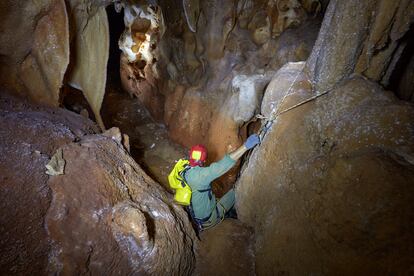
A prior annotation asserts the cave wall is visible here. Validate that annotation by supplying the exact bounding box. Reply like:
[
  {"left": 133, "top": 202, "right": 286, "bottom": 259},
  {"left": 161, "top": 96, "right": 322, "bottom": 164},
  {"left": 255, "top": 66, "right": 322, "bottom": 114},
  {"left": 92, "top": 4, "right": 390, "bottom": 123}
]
[
  {"left": 0, "top": 0, "right": 69, "bottom": 105},
  {"left": 236, "top": 0, "right": 414, "bottom": 273},
  {"left": 236, "top": 62, "right": 414, "bottom": 274},
  {"left": 306, "top": 0, "right": 414, "bottom": 92},
  {"left": 0, "top": 0, "right": 112, "bottom": 129}
]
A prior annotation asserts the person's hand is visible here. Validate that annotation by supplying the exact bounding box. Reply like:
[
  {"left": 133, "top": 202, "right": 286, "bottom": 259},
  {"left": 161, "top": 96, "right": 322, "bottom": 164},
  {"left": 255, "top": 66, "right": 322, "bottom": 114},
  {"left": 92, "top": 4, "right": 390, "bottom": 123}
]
[{"left": 244, "top": 134, "right": 260, "bottom": 149}]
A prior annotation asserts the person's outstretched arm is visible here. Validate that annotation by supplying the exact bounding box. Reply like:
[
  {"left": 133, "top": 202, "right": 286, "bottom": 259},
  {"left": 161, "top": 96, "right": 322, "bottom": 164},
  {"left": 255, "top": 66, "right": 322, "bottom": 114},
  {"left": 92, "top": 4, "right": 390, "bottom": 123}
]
[
  {"left": 229, "top": 134, "right": 260, "bottom": 161},
  {"left": 196, "top": 134, "right": 261, "bottom": 184}
]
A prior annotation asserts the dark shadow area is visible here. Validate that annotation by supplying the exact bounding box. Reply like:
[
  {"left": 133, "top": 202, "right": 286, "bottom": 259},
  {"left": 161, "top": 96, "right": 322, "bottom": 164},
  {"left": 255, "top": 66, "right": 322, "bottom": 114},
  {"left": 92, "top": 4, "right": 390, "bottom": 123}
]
[
  {"left": 388, "top": 23, "right": 414, "bottom": 102},
  {"left": 106, "top": 4, "right": 125, "bottom": 89},
  {"left": 61, "top": 85, "right": 96, "bottom": 122}
]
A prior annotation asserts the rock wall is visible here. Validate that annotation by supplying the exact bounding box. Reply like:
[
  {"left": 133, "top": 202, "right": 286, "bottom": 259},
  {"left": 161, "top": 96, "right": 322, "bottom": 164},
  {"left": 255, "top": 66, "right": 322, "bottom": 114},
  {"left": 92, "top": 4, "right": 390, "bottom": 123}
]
[
  {"left": 0, "top": 0, "right": 112, "bottom": 130},
  {"left": 306, "top": 0, "right": 414, "bottom": 92},
  {"left": 46, "top": 131, "right": 196, "bottom": 275},
  {"left": 0, "top": 0, "right": 69, "bottom": 105},
  {"left": 0, "top": 93, "right": 98, "bottom": 274},
  {"left": 236, "top": 63, "right": 414, "bottom": 274},
  {"left": 0, "top": 93, "right": 196, "bottom": 275}
]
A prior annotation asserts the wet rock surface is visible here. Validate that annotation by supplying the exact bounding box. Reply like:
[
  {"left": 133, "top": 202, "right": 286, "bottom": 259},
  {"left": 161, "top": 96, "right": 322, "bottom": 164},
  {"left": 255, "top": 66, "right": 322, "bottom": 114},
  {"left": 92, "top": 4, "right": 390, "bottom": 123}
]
[
  {"left": 236, "top": 63, "right": 414, "bottom": 274},
  {"left": 0, "top": 93, "right": 196, "bottom": 275},
  {"left": 0, "top": 0, "right": 69, "bottom": 104}
]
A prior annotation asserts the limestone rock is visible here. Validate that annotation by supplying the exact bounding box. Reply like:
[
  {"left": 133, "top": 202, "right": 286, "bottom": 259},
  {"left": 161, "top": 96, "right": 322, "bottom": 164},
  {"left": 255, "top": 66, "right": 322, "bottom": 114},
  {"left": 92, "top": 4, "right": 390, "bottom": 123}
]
[
  {"left": 306, "top": 0, "right": 414, "bottom": 92},
  {"left": 194, "top": 220, "right": 255, "bottom": 275},
  {"left": 0, "top": 0, "right": 69, "bottom": 104},
  {"left": 183, "top": 0, "right": 200, "bottom": 32},
  {"left": 46, "top": 134, "right": 196, "bottom": 275},
  {"left": 229, "top": 73, "right": 273, "bottom": 124},
  {"left": 0, "top": 93, "right": 196, "bottom": 275},
  {"left": 0, "top": 93, "right": 98, "bottom": 275},
  {"left": 236, "top": 65, "right": 414, "bottom": 274},
  {"left": 261, "top": 62, "right": 311, "bottom": 118},
  {"left": 45, "top": 148, "right": 66, "bottom": 176},
  {"left": 120, "top": 53, "right": 166, "bottom": 121}
]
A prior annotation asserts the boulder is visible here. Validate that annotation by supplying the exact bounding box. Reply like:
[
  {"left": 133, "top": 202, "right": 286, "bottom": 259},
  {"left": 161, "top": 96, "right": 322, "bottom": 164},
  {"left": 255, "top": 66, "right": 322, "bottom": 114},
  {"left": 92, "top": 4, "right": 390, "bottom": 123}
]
[
  {"left": 0, "top": 93, "right": 196, "bottom": 275},
  {"left": 0, "top": 93, "right": 98, "bottom": 275},
  {"left": 46, "top": 132, "right": 196, "bottom": 275},
  {"left": 236, "top": 64, "right": 414, "bottom": 274}
]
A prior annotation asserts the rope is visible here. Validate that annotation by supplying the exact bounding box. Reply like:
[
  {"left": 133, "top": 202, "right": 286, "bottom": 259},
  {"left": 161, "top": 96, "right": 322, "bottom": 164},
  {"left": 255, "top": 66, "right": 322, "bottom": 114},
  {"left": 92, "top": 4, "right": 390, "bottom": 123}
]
[
  {"left": 258, "top": 67, "right": 303, "bottom": 141},
  {"left": 256, "top": 69, "right": 333, "bottom": 142}
]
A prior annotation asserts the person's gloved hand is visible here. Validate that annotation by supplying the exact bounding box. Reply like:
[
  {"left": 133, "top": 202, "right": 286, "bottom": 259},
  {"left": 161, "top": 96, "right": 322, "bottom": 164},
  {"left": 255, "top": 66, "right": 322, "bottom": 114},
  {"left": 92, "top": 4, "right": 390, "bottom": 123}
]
[{"left": 244, "top": 134, "right": 260, "bottom": 149}]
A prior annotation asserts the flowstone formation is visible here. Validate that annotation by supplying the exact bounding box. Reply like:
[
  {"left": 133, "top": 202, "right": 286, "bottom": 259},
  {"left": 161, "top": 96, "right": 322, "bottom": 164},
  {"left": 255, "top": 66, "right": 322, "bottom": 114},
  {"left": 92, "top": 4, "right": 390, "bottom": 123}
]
[{"left": 0, "top": 93, "right": 196, "bottom": 275}]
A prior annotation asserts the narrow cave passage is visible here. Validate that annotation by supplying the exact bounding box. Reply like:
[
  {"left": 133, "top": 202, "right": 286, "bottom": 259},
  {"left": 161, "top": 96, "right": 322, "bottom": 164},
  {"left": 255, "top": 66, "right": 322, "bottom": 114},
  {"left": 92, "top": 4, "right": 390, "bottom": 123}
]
[
  {"left": 101, "top": 3, "right": 257, "bottom": 273},
  {"left": 1, "top": 0, "right": 414, "bottom": 275},
  {"left": 102, "top": 4, "right": 187, "bottom": 187}
]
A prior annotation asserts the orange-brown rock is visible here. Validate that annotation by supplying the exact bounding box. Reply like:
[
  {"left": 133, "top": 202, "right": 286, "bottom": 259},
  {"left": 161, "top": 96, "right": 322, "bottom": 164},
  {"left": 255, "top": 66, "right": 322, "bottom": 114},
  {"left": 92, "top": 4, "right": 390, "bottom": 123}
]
[
  {"left": 0, "top": 0, "right": 69, "bottom": 105},
  {"left": 0, "top": 93, "right": 98, "bottom": 275},
  {"left": 236, "top": 63, "right": 414, "bottom": 274},
  {"left": 0, "top": 93, "right": 196, "bottom": 275},
  {"left": 46, "top": 132, "right": 196, "bottom": 275},
  {"left": 120, "top": 54, "right": 166, "bottom": 121}
]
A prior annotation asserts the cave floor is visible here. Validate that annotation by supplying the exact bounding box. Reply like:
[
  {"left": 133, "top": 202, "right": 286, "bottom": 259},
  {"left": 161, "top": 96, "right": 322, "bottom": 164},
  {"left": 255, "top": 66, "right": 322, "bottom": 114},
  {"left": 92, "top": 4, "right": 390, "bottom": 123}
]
[{"left": 101, "top": 87, "right": 255, "bottom": 275}]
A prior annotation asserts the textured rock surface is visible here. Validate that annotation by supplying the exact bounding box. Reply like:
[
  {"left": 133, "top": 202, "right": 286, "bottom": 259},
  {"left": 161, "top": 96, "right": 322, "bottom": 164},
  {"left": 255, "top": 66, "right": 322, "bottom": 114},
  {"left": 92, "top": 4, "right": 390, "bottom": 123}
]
[
  {"left": 46, "top": 132, "right": 196, "bottom": 275},
  {"left": 0, "top": 0, "right": 69, "bottom": 104},
  {"left": 0, "top": 93, "right": 196, "bottom": 275},
  {"left": 236, "top": 64, "right": 414, "bottom": 274},
  {"left": 194, "top": 220, "right": 255, "bottom": 276},
  {"left": 118, "top": 0, "right": 323, "bottom": 136},
  {"left": 0, "top": 0, "right": 112, "bottom": 129},
  {"left": 306, "top": 0, "right": 414, "bottom": 92},
  {"left": 0, "top": 93, "right": 98, "bottom": 275}
]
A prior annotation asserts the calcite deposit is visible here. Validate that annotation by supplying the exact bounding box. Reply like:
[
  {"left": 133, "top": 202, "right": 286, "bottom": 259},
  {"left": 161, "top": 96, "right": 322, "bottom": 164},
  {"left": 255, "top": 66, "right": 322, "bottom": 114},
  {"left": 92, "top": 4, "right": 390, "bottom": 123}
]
[{"left": 66, "top": 3, "right": 110, "bottom": 130}]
